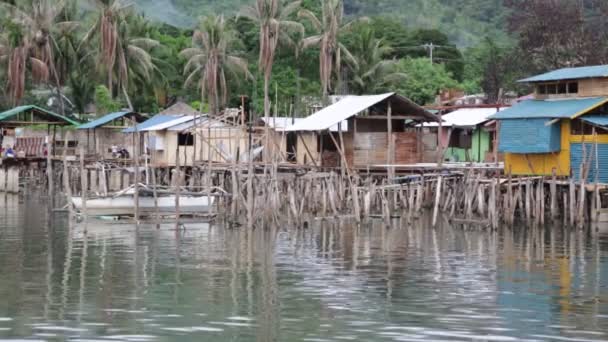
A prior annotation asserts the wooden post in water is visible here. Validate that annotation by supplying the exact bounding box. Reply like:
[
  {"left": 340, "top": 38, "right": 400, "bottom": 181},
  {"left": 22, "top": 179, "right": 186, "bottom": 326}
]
[
  {"left": 79, "top": 146, "right": 87, "bottom": 220},
  {"left": 175, "top": 146, "right": 181, "bottom": 229},
  {"left": 133, "top": 119, "right": 140, "bottom": 223},
  {"left": 62, "top": 129, "right": 72, "bottom": 213},
  {"left": 47, "top": 132, "right": 54, "bottom": 203},
  {"left": 432, "top": 175, "right": 442, "bottom": 227},
  {"left": 569, "top": 177, "right": 576, "bottom": 227}
]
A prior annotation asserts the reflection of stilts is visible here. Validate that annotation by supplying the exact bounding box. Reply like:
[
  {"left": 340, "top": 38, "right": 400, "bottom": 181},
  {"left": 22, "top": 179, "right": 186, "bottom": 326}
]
[
  {"left": 60, "top": 222, "right": 74, "bottom": 320},
  {"left": 77, "top": 234, "right": 88, "bottom": 323},
  {"left": 43, "top": 210, "right": 54, "bottom": 320}
]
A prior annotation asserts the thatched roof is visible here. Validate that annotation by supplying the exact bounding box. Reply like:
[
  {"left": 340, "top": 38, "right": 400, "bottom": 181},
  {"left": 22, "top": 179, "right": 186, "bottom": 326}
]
[{"left": 159, "top": 102, "right": 202, "bottom": 116}]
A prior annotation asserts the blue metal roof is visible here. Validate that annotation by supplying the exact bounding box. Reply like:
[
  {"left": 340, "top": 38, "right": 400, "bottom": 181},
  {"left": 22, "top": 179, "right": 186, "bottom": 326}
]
[
  {"left": 490, "top": 97, "right": 608, "bottom": 120},
  {"left": 123, "top": 115, "right": 179, "bottom": 133},
  {"left": 580, "top": 115, "right": 608, "bottom": 127},
  {"left": 78, "top": 111, "right": 137, "bottom": 129},
  {"left": 519, "top": 65, "right": 608, "bottom": 83}
]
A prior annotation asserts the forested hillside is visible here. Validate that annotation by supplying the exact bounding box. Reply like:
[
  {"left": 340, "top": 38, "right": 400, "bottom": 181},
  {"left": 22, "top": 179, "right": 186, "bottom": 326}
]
[
  {"left": 1, "top": 0, "right": 607, "bottom": 117},
  {"left": 137, "top": 0, "right": 509, "bottom": 46}
]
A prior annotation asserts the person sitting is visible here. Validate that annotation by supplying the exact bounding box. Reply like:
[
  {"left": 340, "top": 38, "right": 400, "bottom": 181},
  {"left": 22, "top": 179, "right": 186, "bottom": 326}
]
[{"left": 5, "top": 146, "right": 15, "bottom": 158}]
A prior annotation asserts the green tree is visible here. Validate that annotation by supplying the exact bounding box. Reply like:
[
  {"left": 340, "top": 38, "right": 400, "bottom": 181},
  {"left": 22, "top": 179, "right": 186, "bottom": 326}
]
[
  {"left": 0, "top": 0, "right": 76, "bottom": 106},
  {"left": 464, "top": 37, "right": 521, "bottom": 103},
  {"left": 395, "top": 57, "right": 459, "bottom": 105},
  {"left": 94, "top": 84, "right": 120, "bottom": 116},
  {"left": 181, "top": 15, "right": 251, "bottom": 115},
  {"left": 299, "top": 0, "right": 360, "bottom": 98},
  {"left": 83, "top": 0, "right": 161, "bottom": 109},
  {"left": 346, "top": 26, "right": 406, "bottom": 94},
  {"left": 239, "top": 0, "right": 303, "bottom": 121}
]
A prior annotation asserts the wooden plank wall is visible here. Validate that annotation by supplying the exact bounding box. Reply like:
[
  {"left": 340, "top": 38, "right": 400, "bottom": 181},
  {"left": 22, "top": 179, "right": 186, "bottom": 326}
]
[
  {"left": 579, "top": 78, "right": 608, "bottom": 97},
  {"left": 349, "top": 132, "right": 421, "bottom": 166}
]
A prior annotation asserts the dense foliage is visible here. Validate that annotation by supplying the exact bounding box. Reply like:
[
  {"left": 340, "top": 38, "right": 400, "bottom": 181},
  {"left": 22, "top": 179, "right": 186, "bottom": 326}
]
[{"left": 1, "top": 0, "right": 605, "bottom": 117}]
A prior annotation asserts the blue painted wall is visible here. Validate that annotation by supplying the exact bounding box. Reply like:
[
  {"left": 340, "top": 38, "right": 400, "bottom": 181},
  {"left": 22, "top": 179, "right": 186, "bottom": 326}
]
[
  {"left": 570, "top": 143, "right": 608, "bottom": 183},
  {"left": 498, "top": 119, "right": 561, "bottom": 154}
]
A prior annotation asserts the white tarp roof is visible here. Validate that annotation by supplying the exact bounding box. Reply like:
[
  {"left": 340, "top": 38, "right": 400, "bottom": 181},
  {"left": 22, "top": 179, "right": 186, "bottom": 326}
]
[
  {"left": 262, "top": 117, "right": 347, "bottom": 132},
  {"left": 423, "top": 107, "right": 504, "bottom": 127},
  {"left": 284, "top": 93, "right": 394, "bottom": 132},
  {"left": 141, "top": 115, "right": 195, "bottom": 131}
]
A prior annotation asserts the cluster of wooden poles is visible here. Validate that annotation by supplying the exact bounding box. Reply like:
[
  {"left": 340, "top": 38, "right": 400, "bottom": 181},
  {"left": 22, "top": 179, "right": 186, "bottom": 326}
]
[{"left": 8, "top": 148, "right": 605, "bottom": 231}]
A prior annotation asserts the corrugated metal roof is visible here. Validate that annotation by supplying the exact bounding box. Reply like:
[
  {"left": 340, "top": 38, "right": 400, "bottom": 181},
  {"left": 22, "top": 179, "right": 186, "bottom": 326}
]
[
  {"left": 262, "top": 117, "right": 348, "bottom": 132},
  {"left": 123, "top": 115, "right": 180, "bottom": 133},
  {"left": 0, "top": 105, "right": 79, "bottom": 125},
  {"left": 519, "top": 65, "right": 608, "bottom": 83},
  {"left": 580, "top": 115, "right": 608, "bottom": 127},
  {"left": 78, "top": 111, "right": 138, "bottom": 129},
  {"left": 423, "top": 107, "right": 504, "bottom": 127},
  {"left": 141, "top": 115, "right": 195, "bottom": 131},
  {"left": 168, "top": 117, "right": 228, "bottom": 131},
  {"left": 490, "top": 97, "right": 608, "bottom": 120},
  {"left": 284, "top": 93, "right": 396, "bottom": 132}
]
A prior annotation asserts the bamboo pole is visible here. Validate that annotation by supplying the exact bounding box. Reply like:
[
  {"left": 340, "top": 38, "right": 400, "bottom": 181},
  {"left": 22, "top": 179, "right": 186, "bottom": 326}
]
[
  {"left": 62, "top": 129, "right": 72, "bottom": 214},
  {"left": 432, "top": 175, "right": 442, "bottom": 227},
  {"left": 79, "top": 146, "right": 87, "bottom": 220}
]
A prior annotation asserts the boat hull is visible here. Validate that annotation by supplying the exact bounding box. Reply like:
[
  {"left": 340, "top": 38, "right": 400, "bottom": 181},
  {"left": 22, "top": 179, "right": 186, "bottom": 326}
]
[{"left": 71, "top": 195, "right": 214, "bottom": 216}]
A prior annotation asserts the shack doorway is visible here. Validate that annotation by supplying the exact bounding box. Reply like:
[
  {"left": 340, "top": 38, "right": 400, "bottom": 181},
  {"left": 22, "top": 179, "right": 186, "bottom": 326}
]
[{"left": 286, "top": 132, "right": 297, "bottom": 163}]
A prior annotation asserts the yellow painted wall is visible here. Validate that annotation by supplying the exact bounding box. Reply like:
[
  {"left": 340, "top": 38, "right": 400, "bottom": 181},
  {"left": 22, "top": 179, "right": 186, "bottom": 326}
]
[
  {"left": 504, "top": 120, "right": 571, "bottom": 176},
  {"left": 505, "top": 119, "right": 608, "bottom": 176}
]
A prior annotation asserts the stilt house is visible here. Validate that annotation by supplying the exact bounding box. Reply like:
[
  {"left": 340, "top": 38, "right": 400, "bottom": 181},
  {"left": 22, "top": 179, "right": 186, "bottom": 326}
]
[
  {"left": 0, "top": 105, "right": 79, "bottom": 158},
  {"left": 283, "top": 93, "right": 439, "bottom": 168},
  {"left": 491, "top": 65, "right": 608, "bottom": 182},
  {"left": 77, "top": 111, "right": 146, "bottom": 158},
  {"left": 424, "top": 107, "right": 504, "bottom": 163}
]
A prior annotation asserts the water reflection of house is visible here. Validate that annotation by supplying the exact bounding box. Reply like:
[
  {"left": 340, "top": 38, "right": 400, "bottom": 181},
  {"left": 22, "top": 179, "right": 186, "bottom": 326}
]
[
  {"left": 491, "top": 65, "right": 608, "bottom": 181},
  {"left": 423, "top": 107, "right": 504, "bottom": 163},
  {"left": 283, "top": 93, "right": 439, "bottom": 168}
]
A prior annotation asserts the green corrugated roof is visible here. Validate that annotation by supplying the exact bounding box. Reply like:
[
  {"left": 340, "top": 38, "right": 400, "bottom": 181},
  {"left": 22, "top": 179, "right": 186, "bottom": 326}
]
[
  {"left": 0, "top": 105, "right": 79, "bottom": 125},
  {"left": 490, "top": 97, "right": 608, "bottom": 120},
  {"left": 519, "top": 65, "right": 608, "bottom": 83}
]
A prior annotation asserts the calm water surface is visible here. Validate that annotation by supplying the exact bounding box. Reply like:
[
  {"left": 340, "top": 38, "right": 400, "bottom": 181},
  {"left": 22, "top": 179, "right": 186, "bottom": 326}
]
[{"left": 1, "top": 193, "right": 608, "bottom": 341}]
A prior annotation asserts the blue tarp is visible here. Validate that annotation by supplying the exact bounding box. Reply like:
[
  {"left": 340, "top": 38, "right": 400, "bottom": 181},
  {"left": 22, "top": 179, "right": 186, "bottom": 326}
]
[
  {"left": 490, "top": 97, "right": 608, "bottom": 120},
  {"left": 78, "top": 111, "right": 136, "bottom": 129},
  {"left": 519, "top": 65, "right": 608, "bottom": 83},
  {"left": 123, "top": 115, "right": 179, "bottom": 133}
]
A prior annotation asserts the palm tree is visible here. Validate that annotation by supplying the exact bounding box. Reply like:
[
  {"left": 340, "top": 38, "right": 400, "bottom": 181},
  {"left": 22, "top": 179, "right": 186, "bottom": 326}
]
[
  {"left": 348, "top": 27, "right": 406, "bottom": 94},
  {"left": 0, "top": 0, "right": 76, "bottom": 106},
  {"left": 239, "top": 0, "right": 303, "bottom": 121},
  {"left": 181, "top": 15, "right": 251, "bottom": 115},
  {"left": 83, "top": 2, "right": 160, "bottom": 109},
  {"left": 299, "top": 0, "right": 361, "bottom": 99}
]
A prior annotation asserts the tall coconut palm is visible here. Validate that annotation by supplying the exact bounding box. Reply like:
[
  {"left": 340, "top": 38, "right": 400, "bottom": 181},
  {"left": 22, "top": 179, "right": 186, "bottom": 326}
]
[
  {"left": 181, "top": 15, "right": 252, "bottom": 115},
  {"left": 348, "top": 27, "right": 406, "bottom": 94},
  {"left": 239, "top": 0, "right": 303, "bottom": 121},
  {"left": 83, "top": 2, "right": 160, "bottom": 109},
  {"left": 299, "top": 0, "right": 361, "bottom": 99},
  {"left": 0, "top": 0, "right": 77, "bottom": 106}
]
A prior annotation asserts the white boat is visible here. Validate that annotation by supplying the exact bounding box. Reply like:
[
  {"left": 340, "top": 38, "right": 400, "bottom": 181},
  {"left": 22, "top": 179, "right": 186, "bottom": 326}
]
[{"left": 71, "top": 195, "right": 215, "bottom": 216}]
